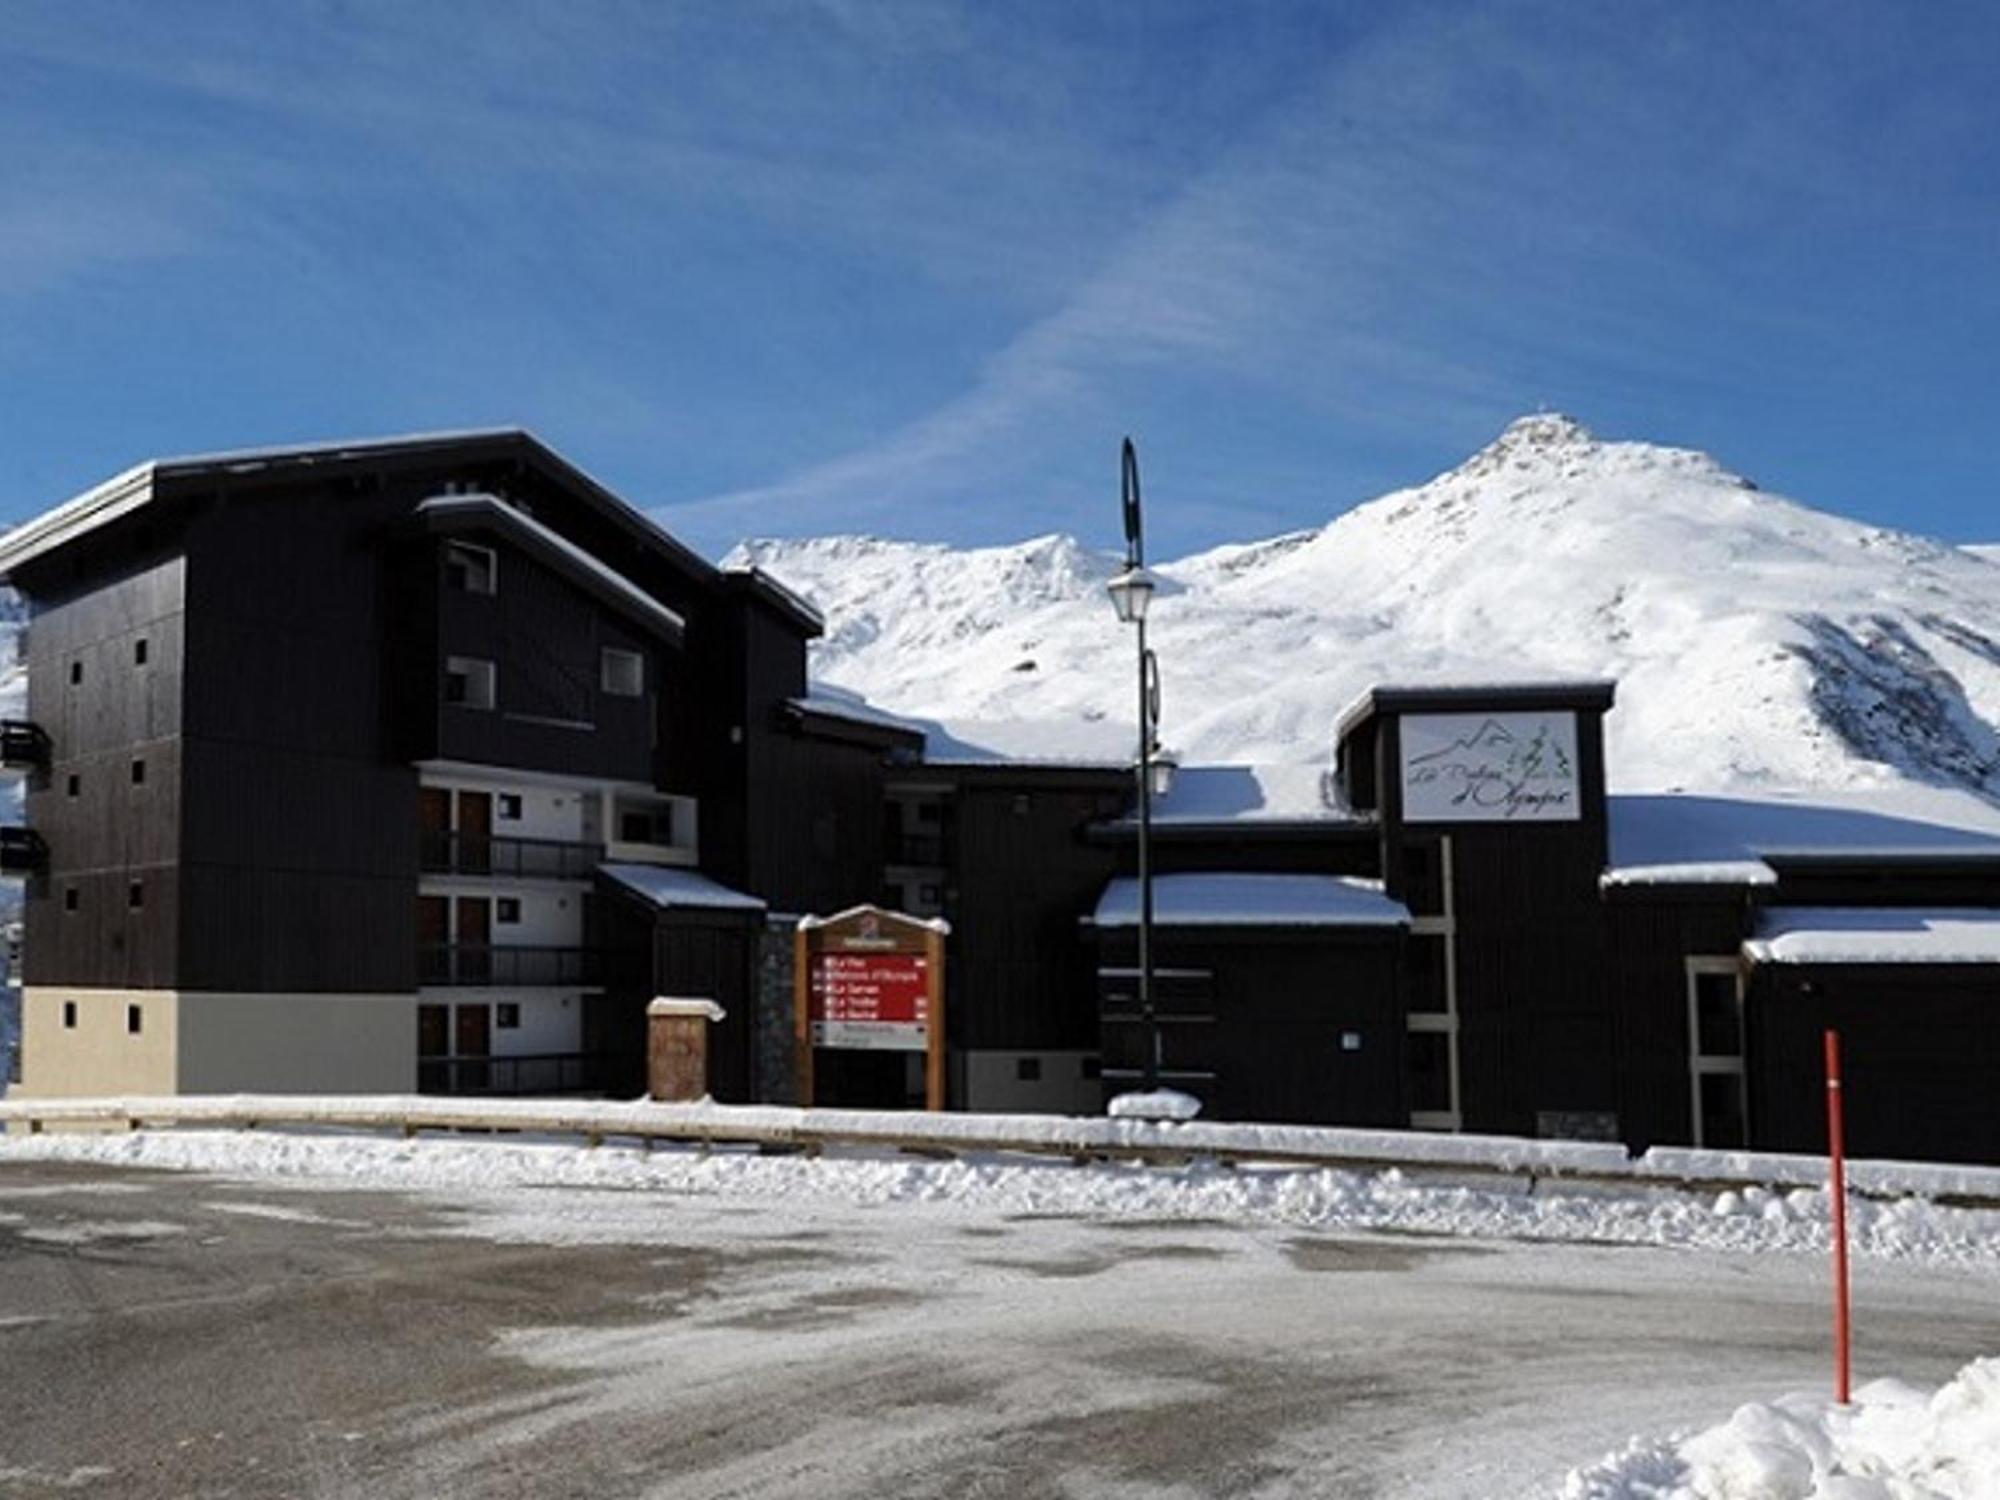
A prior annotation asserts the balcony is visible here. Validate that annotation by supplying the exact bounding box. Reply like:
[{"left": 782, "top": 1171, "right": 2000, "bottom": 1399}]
[
  {"left": 417, "top": 1052, "right": 610, "bottom": 1095},
  {"left": 0, "top": 722, "right": 50, "bottom": 777},
  {"left": 0, "top": 827, "right": 47, "bottom": 876},
  {"left": 418, "top": 944, "right": 602, "bottom": 987},
  {"left": 420, "top": 831, "right": 603, "bottom": 880},
  {"left": 886, "top": 831, "right": 946, "bottom": 867}
]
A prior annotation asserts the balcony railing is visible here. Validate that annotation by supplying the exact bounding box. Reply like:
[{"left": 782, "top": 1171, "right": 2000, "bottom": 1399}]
[
  {"left": 417, "top": 1052, "right": 611, "bottom": 1095},
  {"left": 420, "top": 831, "right": 603, "bottom": 880},
  {"left": 418, "top": 944, "right": 602, "bottom": 987},
  {"left": 0, "top": 722, "right": 50, "bottom": 777},
  {"left": 885, "top": 831, "right": 946, "bottom": 867},
  {"left": 0, "top": 827, "right": 47, "bottom": 876}
]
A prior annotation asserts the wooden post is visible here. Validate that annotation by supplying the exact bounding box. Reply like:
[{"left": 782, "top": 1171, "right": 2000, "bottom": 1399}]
[
  {"left": 647, "top": 998, "right": 723, "bottom": 1103},
  {"left": 924, "top": 924, "right": 946, "bottom": 1112},
  {"left": 1825, "top": 1028, "right": 1852, "bottom": 1406}
]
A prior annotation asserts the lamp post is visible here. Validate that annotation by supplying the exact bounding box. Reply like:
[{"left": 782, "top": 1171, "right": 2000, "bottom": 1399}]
[{"left": 1106, "top": 438, "right": 1174, "bottom": 1091}]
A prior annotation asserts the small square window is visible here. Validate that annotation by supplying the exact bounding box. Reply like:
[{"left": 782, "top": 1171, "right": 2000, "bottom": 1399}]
[
  {"left": 445, "top": 541, "right": 497, "bottom": 595},
  {"left": 62, "top": 1001, "right": 77, "bottom": 1029},
  {"left": 601, "top": 648, "right": 644, "bottom": 698},
  {"left": 1015, "top": 1057, "right": 1042, "bottom": 1083},
  {"left": 63, "top": 887, "right": 78, "bottom": 913},
  {"left": 444, "top": 656, "right": 496, "bottom": 711},
  {"left": 130, "top": 759, "right": 146, "bottom": 786},
  {"left": 68, "top": 660, "right": 82, "bottom": 686},
  {"left": 497, "top": 793, "right": 522, "bottom": 821},
  {"left": 65, "top": 773, "right": 80, "bottom": 798},
  {"left": 496, "top": 897, "right": 521, "bottom": 925},
  {"left": 128, "top": 881, "right": 144, "bottom": 910},
  {"left": 127, "top": 1004, "right": 143, "bottom": 1035},
  {"left": 496, "top": 1002, "right": 521, "bottom": 1030},
  {"left": 134, "top": 638, "right": 149, "bottom": 666}
]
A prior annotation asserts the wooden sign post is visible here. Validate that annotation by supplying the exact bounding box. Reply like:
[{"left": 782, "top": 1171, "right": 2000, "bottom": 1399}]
[{"left": 794, "top": 905, "right": 948, "bottom": 1111}]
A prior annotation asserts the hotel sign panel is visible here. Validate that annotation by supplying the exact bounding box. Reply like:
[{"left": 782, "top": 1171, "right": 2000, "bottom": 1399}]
[{"left": 1400, "top": 711, "right": 1581, "bottom": 823}]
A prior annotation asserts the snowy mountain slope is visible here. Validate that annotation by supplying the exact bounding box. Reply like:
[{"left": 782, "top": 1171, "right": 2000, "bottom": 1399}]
[{"left": 729, "top": 415, "right": 2000, "bottom": 796}]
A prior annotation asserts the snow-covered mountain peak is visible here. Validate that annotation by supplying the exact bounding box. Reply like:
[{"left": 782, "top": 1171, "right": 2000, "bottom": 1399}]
[{"left": 730, "top": 420, "right": 2000, "bottom": 800}]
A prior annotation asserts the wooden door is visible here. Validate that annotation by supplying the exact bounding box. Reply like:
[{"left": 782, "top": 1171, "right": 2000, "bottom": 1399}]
[
  {"left": 456, "top": 896, "right": 491, "bottom": 984},
  {"left": 419, "top": 787, "right": 451, "bottom": 869},
  {"left": 417, "top": 895, "right": 449, "bottom": 984},
  {"left": 454, "top": 1004, "right": 490, "bottom": 1092},
  {"left": 458, "top": 790, "right": 492, "bottom": 874},
  {"left": 417, "top": 1004, "right": 449, "bottom": 1092}
]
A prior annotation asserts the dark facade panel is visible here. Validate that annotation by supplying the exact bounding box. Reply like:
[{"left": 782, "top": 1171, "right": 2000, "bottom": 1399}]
[
  {"left": 1747, "top": 963, "right": 2000, "bottom": 1166},
  {"left": 1097, "top": 926, "right": 1407, "bottom": 1126}
]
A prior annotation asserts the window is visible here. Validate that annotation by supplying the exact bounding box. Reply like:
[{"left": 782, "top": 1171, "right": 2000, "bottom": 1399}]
[
  {"left": 62, "top": 1001, "right": 77, "bottom": 1030},
  {"left": 63, "top": 887, "right": 78, "bottom": 913},
  {"left": 444, "top": 656, "right": 496, "bottom": 711},
  {"left": 1686, "top": 958, "right": 1748, "bottom": 1149},
  {"left": 65, "top": 773, "right": 80, "bottom": 799},
  {"left": 128, "top": 881, "right": 144, "bottom": 910},
  {"left": 134, "top": 638, "right": 149, "bottom": 666},
  {"left": 619, "top": 805, "right": 675, "bottom": 846},
  {"left": 68, "top": 660, "right": 82, "bottom": 686},
  {"left": 445, "top": 541, "right": 497, "bottom": 595},
  {"left": 497, "top": 793, "right": 522, "bottom": 821},
  {"left": 600, "top": 648, "right": 644, "bottom": 698},
  {"left": 127, "top": 1004, "right": 143, "bottom": 1035},
  {"left": 496, "top": 897, "right": 521, "bottom": 925},
  {"left": 1015, "top": 1057, "right": 1042, "bottom": 1083},
  {"left": 496, "top": 1003, "right": 521, "bottom": 1030},
  {"left": 131, "top": 759, "right": 146, "bottom": 786}
]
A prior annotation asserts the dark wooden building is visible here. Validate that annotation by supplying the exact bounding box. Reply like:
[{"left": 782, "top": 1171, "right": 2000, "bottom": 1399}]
[{"left": 6, "top": 432, "right": 2000, "bottom": 1164}]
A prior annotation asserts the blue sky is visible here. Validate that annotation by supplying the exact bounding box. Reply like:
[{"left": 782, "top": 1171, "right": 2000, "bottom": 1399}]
[{"left": 4, "top": 2, "right": 1999, "bottom": 561}]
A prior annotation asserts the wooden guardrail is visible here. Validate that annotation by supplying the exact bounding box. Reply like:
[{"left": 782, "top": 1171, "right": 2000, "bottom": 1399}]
[{"left": 3, "top": 1094, "right": 1999, "bottom": 1208}]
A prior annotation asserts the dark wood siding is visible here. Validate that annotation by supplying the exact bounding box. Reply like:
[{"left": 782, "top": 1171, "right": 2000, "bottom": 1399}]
[
  {"left": 21, "top": 551, "right": 187, "bottom": 989},
  {"left": 1097, "top": 926, "right": 1407, "bottom": 1126},
  {"left": 1603, "top": 890, "right": 1753, "bottom": 1149},
  {"left": 1746, "top": 962, "right": 2000, "bottom": 1165}
]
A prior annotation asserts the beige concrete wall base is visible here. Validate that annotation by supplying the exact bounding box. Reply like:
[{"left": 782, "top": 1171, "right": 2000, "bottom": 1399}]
[{"left": 18, "top": 988, "right": 179, "bottom": 1098}]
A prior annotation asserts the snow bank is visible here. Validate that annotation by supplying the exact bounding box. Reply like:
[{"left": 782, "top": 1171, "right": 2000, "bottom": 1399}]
[
  {"left": 1107, "top": 1089, "right": 1203, "bottom": 1122},
  {"left": 7, "top": 1125, "right": 2000, "bottom": 1266},
  {"left": 1562, "top": 1357, "right": 2000, "bottom": 1499}
]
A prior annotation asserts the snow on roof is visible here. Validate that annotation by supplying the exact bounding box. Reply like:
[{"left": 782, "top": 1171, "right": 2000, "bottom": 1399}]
[
  {"left": 1745, "top": 907, "right": 2000, "bottom": 965},
  {"left": 1138, "top": 763, "right": 1363, "bottom": 825},
  {"left": 417, "top": 493, "right": 686, "bottom": 639},
  {"left": 1093, "top": 873, "right": 1410, "bottom": 928},
  {"left": 599, "top": 864, "right": 766, "bottom": 912},
  {"left": 724, "top": 563, "right": 826, "bottom": 630},
  {"left": 1333, "top": 679, "right": 1617, "bottom": 740},
  {"left": 1604, "top": 788, "right": 2000, "bottom": 887},
  {"left": 788, "top": 689, "right": 924, "bottom": 736}
]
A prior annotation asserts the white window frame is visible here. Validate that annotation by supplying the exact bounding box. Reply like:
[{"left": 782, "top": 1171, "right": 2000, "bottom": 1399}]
[
  {"left": 600, "top": 647, "right": 644, "bottom": 698},
  {"left": 445, "top": 656, "right": 496, "bottom": 711},
  {"left": 445, "top": 541, "right": 498, "bottom": 596},
  {"left": 1685, "top": 956, "right": 1749, "bottom": 1149},
  {"left": 1406, "top": 835, "right": 1461, "bottom": 1131}
]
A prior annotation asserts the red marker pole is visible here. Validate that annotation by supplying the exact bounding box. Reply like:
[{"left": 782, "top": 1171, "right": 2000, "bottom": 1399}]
[{"left": 1825, "top": 1029, "right": 1851, "bottom": 1406}]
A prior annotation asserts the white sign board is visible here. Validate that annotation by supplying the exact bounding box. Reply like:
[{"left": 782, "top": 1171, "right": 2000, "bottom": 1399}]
[{"left": 1400, "top": 712, "right": 1581, "bottom": 823}]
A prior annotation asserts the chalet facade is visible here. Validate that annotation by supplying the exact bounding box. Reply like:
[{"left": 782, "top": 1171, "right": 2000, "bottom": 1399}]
[{"left": 4, "top": 430, "right": 1999, "bottom": 1165}]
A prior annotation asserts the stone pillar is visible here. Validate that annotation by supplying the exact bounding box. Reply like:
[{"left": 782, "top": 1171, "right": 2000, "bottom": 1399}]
[
  {"left": 753, "top": 918, "right": 799, "bottom": 1105},
  {"left": 646, "top": 997, "right": 724, "bottom": 1103}
]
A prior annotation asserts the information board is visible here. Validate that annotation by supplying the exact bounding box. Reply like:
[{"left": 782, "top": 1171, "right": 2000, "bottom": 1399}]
[{"left": 809, "top": 951, "right": 931, "bottom": 1051}]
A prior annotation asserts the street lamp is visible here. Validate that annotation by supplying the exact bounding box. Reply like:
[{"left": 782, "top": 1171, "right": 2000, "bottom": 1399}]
[{"left": 1107, "top": 437, "right": 1172, "bottom": 1092}]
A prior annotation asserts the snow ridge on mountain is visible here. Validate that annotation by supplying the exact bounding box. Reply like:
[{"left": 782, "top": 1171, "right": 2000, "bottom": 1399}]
[{"left": 729, "top": 415, "right": 2000, "bottom": 798}]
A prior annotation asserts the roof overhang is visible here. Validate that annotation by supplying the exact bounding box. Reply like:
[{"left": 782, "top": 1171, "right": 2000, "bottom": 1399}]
[
  {"left": 1334, "top": 679, "right": 1618, "bottom": 747},
  {"left": 415, "top": 492, "right": 685, "bottom": 646}
]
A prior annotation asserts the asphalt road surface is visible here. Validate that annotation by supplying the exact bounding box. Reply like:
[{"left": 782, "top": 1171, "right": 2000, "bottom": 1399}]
[{"left": 0, "top": 1159, "right": 1995, "bottom": 1499}]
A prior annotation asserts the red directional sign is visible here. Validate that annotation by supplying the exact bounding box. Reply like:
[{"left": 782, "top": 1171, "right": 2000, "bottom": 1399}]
[{"left": 809, "top": 952, "right": 929, "bottom": 1050}]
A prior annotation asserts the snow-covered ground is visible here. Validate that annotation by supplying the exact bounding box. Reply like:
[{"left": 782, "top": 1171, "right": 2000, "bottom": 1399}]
[
  {"left": 2, "top": 1127, "right": 1997, "bottom": 1497},
  {"left": 729, "top": 414, "right": 2000, "bottom": 799},
  {"left": 1564, "top": 1358, "right": 2000, "bottom": 1499}
]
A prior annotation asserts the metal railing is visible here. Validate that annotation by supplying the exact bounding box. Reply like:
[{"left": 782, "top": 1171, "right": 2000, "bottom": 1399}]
[
  {"left": 417, "top": 944, "right": 602, "bottom": 987},
  {"left": 421, "top": 831, "right": 603, "bottom": 880},
  {"left": 0, "top": 721, "right": 50, "bottom": 775},
  {"left": 417, "top": 1052, "right": 609, "bottom": 1096}
]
